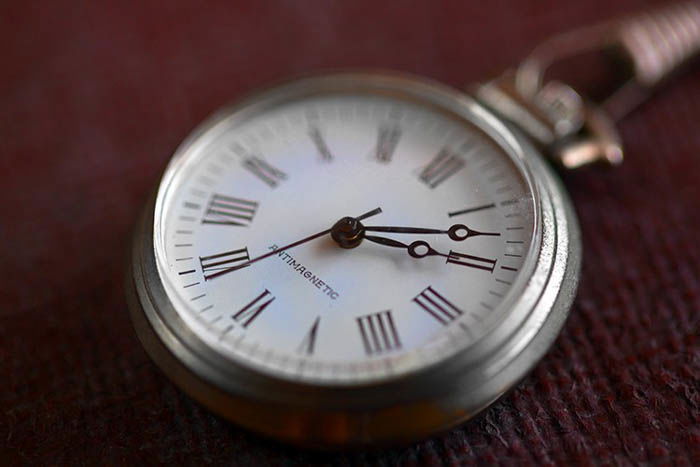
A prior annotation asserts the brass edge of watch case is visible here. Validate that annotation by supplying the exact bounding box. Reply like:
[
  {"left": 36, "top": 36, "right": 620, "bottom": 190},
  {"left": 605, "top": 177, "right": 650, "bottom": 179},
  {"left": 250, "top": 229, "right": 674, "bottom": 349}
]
[{"left": 126, "top": 72, "right": 581, "bottom": 448}]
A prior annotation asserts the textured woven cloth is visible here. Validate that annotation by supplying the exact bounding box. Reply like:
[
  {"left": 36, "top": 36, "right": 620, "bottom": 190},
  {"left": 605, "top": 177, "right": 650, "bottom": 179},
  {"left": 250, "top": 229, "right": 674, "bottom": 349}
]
[{"left": 2, "top": 0, "right": 698, "bottom": 464}]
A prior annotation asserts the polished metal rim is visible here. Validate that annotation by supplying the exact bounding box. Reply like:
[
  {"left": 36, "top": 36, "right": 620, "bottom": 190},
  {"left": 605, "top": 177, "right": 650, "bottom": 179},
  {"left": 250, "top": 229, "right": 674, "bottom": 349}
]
[{"left": 126, "top": 72, "right": 581, "bottom": 447}]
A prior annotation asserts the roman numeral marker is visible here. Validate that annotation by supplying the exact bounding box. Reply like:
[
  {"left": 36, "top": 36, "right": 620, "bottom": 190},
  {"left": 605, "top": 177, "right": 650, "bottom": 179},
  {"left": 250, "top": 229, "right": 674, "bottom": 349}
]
[
  {"left": 446, "top": 250, "right": 497, "bottom": 273},
  {"left": 308, "top": 126, "right": 333, "bottom": 161},
  {"left": 242, "top": 156, "right": 287, "bottom": 187},
  {"left": 413, "top": 286, "right": 463, "bottom": 326},
  {"left": 418, "top": 148, "right": 465, "bottom": 188},
  {"left": 375, "top": 124, "right": 401, "bottom": 163},
  {"left": 297, "top": 316, "right": 320, "bottom": 355},
  {"left": 356, "top": 310, "right": 401, "bottom": 356},
  {"left": 448, "top": 203, "right": 496, "bottom": 217},
  {"left": 200, "top": 247, "right": 250, "bottom": 280},
  {"left": 232, "top": 289, "right": 274, "bottom": 328},
  {"left": 202, "top": 194, "right": 258, "bottom": 227}
]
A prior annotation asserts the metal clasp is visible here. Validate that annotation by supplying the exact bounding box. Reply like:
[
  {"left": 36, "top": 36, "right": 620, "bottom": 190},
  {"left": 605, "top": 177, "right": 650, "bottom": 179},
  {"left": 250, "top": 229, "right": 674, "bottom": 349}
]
[{"left": 475, "top": 2, "right": 700, "bottom": 169}]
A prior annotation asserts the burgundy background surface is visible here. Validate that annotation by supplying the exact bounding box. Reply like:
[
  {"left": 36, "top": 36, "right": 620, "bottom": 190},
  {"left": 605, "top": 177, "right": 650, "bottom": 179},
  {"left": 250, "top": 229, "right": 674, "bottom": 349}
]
[{"left": 2, "top": 0, "right": 699, "bottom": 465}]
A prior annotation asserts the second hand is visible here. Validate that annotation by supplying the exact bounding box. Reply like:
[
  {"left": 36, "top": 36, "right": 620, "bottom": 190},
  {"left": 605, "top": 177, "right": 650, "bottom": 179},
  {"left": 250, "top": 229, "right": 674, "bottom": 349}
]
[{"left": 205, "top": 207, "right": 383, "bottom": 281}]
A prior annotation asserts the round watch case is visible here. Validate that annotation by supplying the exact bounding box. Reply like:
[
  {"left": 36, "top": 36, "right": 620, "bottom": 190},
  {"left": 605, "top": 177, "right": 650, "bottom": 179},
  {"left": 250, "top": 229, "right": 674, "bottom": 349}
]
[{"left": 126, "top": 72, "right": 581, "bottom": 447}]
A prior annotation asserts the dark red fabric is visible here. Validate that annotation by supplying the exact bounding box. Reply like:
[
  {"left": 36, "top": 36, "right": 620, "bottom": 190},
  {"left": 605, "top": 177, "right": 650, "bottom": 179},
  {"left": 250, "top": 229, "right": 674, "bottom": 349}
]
[{"left": 2, "top": 0, "right": 698, "bottom": 464}]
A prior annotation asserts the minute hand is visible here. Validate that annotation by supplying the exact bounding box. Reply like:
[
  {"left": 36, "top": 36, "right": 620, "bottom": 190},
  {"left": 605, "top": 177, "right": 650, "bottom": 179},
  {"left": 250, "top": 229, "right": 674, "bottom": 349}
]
[{"left": 363, "top": 223, "right": 499, "bottom": 241}]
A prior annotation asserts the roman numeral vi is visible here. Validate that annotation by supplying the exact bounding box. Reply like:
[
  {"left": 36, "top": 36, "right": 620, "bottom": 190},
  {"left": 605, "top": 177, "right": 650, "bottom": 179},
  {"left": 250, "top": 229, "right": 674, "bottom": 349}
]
[{"left": 297, "top": 316, "right": 321, "bottom": 355}]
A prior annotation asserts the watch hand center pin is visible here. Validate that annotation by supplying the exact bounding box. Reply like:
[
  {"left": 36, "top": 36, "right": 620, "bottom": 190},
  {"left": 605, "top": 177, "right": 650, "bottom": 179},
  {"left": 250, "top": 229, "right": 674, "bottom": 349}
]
[{"left": 331, "top": 216, "right": 365, "bottom": 249}]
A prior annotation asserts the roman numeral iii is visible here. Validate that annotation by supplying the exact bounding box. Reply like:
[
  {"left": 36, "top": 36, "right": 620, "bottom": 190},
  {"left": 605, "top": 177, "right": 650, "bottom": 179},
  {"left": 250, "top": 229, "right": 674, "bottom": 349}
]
[
  {"left": 418, "top": 148, "right": 465, "bottom": 188},
  {"left": 200, "top": 247, "right": 250, "bottom": 279},
  {"left": 446, "top": 250, "right": 497, "bottom": 273},
  {"left": 202, "top": 193, "right": 258, "bottom": 227},
  {"left": 413, "top": 286, "right": 463, "bottom": 326},
  {"left": 232, "top": 289, "right": 275, "bottom": 328},
  {"left": 242, "top": 156, "right": 287, "bottom": 187},
  {"left": 356, "top": 310, "right": 401, "bottom": 356}
]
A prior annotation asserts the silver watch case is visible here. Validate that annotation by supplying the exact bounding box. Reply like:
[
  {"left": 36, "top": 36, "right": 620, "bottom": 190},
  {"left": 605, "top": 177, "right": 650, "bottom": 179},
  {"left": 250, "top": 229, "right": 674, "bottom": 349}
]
[{"left": 126, "top": 72, "right": 581, "bottom": 448}]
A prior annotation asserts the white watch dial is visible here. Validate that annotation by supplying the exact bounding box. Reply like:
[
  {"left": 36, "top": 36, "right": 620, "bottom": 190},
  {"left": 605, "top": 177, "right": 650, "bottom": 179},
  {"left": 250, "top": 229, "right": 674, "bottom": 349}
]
[{"left": 155, "top": 91, "right": 536, "bottom": 384}]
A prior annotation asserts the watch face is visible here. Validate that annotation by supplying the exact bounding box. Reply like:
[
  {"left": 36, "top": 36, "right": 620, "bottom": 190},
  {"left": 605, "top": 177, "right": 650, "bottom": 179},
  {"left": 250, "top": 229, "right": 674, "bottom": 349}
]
[{"left": 154, "top": 78, "right": 537, "bottom": 384}]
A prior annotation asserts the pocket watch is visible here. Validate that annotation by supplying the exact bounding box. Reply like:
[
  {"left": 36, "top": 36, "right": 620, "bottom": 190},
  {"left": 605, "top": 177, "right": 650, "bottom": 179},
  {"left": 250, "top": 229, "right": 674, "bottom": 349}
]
[{"left": 126, "top": 3, "right": 700, "bottom": 447}]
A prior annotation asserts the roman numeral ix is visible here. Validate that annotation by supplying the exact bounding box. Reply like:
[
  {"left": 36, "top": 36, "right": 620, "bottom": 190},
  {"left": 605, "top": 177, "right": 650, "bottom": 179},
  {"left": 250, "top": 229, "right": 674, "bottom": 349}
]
[
  {"left": 356, "top": 310, "right": 401, "bottom": 356},
  {"left": 201, "top": 193, "right": 258, "bottom": 227},
  {"left": 413, "top": 286, "right": 463, "bottom": 326},
  {"left": 232, "top": 289, "right": 275, "bottom": 328},
  {"left": 200, "top": 247, "right": 250, "bottom": 279},
  {"left": 418, "top": 148, "right": 465, "bottom": 188}
]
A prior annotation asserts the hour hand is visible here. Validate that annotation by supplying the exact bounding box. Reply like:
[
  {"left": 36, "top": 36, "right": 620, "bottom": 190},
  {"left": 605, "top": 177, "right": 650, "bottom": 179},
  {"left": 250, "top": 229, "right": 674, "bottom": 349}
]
[
  {"left": 363, "top": 223, "right": 499, "bottom": 241},
  {"left": 364, "top": 235, "right": 447, "bottom": 259}
]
